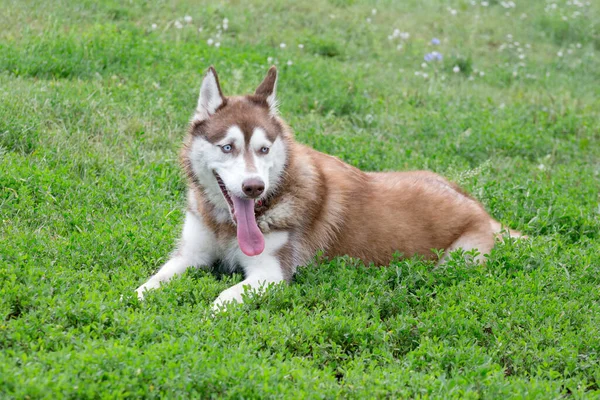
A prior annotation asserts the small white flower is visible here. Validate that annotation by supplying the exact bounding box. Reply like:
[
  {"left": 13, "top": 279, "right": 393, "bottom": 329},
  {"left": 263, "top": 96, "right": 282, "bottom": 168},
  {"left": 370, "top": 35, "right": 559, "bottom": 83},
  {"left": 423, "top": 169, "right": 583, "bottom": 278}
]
[
  {"left": 298, "top": 44, "right": 304, "bottom": 49},
  {"left": 414, "top": 71, "right": 422, "bottom": 76},
  {"left": 538, "top": 164, "right": 546, "bottom": 171},
  {"left": 215, "top": 42, "right": 221, "bottom": 48},
  {"left": 198, "top": 27, "right": 203, "bottom": 32},
  {"left": 468, "top": 76, "right": 474, "bottom": 81},
  {"left": 567, "top": 49, "right": 573, "bottom": 54},
  {"left": 174, "top": 20, "right": 183, "bottom": 29},
  {"left": 223, "top": 18, "right": 229, "bottom": 24},
  {"left": 184, "top": 15, "right": 192, "bottom": 23},
  {"left": 286, "top": 60, "right": 293, "bottom": 66},
  {"left": 366, "top": 17, "right": 372, "bottom": 23},
  {"left": 207, "top": 38, "right": 214, "bottom": 46},
  {"left": 449, "top": 8, "right": 457, "bottom": 15},
  {"left": 512, "top": 70, "right": 518, "bottom": 77},
  {"left": 557, "top": 51, "right": 563, "bottom": 57},
  {"left": 396, "top": 44, "right": 403, "bottom": 50},
  {"left": 576, "top": 43, "right": 582, "bottom": 48},
  {"left": 562, "top": 15, "right": 568, "bottom": 21},
  {"left": 400, "top": 32, "right": 410, "bottom": 40},
  {"left": 519, "top": 54, "right": 525, "bottom": 59},
  {"left": 151, "top": 23, "right": 157, "bottom": 30},
  {"left": 521, "top": 13, "right": 528, "bottom": 19},
  {"left": 481, "top": 1, "right": 489, "bottom": 6},
  {"left": 499, "top": 103, "right": 506, "bottom": 109},
  {"left": 280, "top": 43, "right": 286, "bottom": 48},
  {"left": 421, "top": 62, "right": 428, "bottom": 68},
  {"left": 371, "top": 8, "right": 377, "bottom": 15},
  {"left": 453, "top": 65, "right": 460, "bottom": 73},
  {"left": 267, "top": 56, "right": 273, "bottom": 63},
  {"left": 479, "top": 71, "right": 485, "bottom": 76},
  {"left": 422, "top": 73, "right": 429, "bottom": 79}
]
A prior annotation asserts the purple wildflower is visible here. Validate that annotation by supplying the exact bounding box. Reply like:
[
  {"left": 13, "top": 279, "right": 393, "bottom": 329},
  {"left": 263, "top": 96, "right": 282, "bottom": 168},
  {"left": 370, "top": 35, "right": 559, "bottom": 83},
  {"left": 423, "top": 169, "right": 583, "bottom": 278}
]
[
  {"left": 424, "top": 51, "right": 443, "bottom": 62},
  {"left": 431, "top": 38, "right": 441, "bottom": 45}
]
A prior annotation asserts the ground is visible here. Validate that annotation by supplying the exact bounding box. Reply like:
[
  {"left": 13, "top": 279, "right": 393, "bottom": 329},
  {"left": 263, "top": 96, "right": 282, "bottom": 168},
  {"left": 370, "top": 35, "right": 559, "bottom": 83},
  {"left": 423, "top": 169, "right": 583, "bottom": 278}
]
[{"left": 1, "top": 0, "right": 599, "bottom": 398}]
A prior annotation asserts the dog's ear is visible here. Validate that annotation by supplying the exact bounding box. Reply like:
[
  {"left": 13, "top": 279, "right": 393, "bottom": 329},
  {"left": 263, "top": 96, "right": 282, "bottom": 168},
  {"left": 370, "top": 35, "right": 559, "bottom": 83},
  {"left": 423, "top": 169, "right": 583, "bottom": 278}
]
[
  {"left": 194, "top": 66, "right": 225, "bottom": 122},
  {"left": 254, "top": 66, "right": 278, "bottom": 114}
]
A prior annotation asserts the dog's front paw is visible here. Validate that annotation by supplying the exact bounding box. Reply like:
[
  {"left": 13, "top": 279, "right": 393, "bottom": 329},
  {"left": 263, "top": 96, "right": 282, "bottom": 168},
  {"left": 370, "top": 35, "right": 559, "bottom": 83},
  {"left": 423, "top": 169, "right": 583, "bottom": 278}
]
[
  {"left": 135, "top": 277, "right": 162, "bottom": 300},
  {"left": 212, "top": 285, "right": 245, "bottom": 311}
]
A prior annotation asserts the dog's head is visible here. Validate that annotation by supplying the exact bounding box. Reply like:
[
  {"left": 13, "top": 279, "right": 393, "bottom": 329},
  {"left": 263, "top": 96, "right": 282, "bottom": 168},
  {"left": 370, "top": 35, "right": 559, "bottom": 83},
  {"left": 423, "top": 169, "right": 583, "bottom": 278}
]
[{"left": 185, "top": 66, "right": 289, "bottom": 256}]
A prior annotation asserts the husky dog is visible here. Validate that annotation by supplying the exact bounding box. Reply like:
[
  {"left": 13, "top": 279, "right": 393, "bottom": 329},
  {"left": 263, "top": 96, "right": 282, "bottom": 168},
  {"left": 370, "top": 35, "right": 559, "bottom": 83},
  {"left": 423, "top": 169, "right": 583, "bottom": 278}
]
[{"left": 136, "top": 66, "right": 522, "bottom": 308}]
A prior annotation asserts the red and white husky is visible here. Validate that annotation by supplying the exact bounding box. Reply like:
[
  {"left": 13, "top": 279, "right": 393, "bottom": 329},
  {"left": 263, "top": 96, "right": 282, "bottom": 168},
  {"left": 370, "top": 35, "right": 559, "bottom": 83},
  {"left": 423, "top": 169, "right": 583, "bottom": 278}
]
[{"left": 136, "top": 66, "right": 522, "bottom": 308}]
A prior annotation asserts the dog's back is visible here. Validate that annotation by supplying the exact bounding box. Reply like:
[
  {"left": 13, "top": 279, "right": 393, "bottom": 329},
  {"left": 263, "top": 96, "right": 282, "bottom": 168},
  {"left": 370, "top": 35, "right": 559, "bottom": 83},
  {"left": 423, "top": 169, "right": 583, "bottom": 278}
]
[{"left": 290, "top": 146, "right": 497, "bottom": 264}]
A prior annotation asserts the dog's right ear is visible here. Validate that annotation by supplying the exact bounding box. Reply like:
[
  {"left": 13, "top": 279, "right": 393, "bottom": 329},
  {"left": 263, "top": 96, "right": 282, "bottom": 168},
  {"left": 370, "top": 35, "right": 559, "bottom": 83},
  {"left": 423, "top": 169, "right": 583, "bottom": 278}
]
[{"left": 194, "top": 66, "right": 225, "bottom": 122}]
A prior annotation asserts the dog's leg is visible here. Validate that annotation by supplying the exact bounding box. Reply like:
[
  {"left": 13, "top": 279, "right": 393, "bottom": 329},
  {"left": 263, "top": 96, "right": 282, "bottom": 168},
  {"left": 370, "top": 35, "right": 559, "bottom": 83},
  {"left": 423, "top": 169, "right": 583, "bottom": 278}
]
[
  {"left": 136, "top": 211, "right": 217, "bottom": 300},
  {"left": 213, "top": 231, "right": 289, "bottom": 309},
  {"left": 439, "top": 219, "right": 495, "bottom": 265}
]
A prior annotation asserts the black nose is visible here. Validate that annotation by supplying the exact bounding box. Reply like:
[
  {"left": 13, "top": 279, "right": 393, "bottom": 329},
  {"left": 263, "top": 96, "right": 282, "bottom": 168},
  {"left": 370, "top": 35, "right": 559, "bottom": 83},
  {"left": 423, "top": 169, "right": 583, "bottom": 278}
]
[{"left": 242, "top": 179, "right": 265, "bottom": 198}]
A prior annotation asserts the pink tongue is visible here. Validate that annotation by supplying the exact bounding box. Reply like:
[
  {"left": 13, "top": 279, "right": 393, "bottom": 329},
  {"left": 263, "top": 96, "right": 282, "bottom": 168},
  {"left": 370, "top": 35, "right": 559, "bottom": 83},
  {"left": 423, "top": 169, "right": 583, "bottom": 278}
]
[{"left": 232, "top": 196, "right": 265, "bottom": 256}]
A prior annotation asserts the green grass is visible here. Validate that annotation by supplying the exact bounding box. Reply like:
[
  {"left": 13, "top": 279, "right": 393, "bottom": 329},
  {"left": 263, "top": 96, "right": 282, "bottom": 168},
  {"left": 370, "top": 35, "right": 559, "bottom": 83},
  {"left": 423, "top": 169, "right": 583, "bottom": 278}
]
[{"left": 1, "top": 0, "right": 600, "bottom": 397}]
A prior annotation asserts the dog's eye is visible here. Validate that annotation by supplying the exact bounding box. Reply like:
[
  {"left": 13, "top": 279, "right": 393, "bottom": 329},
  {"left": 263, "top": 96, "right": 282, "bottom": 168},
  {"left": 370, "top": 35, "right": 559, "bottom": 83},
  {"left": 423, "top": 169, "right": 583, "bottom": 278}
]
[
  {"left": 260, "top": 147, "right": 270, "bottom": 154},
  {"left": 221, "top": 144, "right": 233, "bottom": 153}
]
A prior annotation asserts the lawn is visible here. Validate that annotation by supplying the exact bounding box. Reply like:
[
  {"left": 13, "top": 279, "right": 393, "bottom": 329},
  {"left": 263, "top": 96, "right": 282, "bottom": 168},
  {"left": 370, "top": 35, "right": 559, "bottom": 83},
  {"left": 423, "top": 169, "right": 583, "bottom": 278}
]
[{"left": 1, "top": 0, "right": 599, "bottom": 398}]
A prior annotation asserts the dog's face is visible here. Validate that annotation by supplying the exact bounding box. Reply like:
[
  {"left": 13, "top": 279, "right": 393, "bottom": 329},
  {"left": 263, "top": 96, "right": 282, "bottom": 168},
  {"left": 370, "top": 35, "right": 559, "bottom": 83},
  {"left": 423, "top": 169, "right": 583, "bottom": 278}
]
[{"left": 185, "top": 67, "right": 288, "bottom": 256}]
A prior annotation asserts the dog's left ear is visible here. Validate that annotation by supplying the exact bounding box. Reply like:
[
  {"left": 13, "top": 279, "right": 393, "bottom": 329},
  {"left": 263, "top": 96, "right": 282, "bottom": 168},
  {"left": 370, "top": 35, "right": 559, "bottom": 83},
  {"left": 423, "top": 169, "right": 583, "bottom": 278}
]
[{"left": 255, "top": 66, "right": 278, "bottom": 115}]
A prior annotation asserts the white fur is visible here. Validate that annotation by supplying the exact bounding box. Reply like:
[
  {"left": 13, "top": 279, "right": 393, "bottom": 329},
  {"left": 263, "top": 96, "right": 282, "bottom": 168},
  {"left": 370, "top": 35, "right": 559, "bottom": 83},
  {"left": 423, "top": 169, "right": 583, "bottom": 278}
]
[
  {"left": 213, "top": 231, "right": 288, "bottom": 309},
  {"left": 136, "top": 210, "right": 217, "bottom": 299},
  {"left": 136, "top": 209, "right": 289, "bottom": 308},
  {"left": 194, "top": 69, "right": 223, "bottom": 122}
]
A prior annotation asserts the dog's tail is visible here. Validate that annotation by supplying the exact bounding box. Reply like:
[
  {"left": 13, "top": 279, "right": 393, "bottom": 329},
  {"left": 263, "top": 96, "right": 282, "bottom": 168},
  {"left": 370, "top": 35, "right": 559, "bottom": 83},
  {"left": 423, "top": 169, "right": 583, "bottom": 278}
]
[{"left": 490, "top": 219, "right": 528, "bottom": 241}]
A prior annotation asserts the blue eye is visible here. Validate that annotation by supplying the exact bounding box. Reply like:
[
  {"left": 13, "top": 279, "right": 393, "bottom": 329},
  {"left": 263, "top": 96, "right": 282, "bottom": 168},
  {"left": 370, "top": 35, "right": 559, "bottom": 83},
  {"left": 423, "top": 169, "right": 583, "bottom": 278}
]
[
  {"left": 221, "top": 144, "right": 233, "bottom": 153},
  {"left": 260, "top": 147, "right": 270, "bottom": 154}
]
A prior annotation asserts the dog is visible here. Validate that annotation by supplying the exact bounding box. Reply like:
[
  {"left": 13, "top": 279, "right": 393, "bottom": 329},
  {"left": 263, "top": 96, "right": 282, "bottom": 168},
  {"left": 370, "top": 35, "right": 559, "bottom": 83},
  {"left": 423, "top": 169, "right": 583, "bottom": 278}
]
[{"left": 136, "top": 66, "right": 523, "bottom": 308}]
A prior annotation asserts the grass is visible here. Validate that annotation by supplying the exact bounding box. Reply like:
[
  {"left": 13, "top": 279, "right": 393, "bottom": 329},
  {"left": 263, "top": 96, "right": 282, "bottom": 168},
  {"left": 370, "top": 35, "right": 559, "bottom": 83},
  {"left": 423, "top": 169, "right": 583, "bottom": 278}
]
[{"left": 1, "top": 0, "right": 599, "bottom": 397}]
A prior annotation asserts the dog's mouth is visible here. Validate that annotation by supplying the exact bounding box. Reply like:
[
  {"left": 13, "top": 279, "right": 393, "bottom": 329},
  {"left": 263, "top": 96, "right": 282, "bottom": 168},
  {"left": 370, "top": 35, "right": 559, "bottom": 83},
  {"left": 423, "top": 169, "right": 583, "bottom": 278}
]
[{"left": 214, "top": 172, "right": 265, "bottom": 257}]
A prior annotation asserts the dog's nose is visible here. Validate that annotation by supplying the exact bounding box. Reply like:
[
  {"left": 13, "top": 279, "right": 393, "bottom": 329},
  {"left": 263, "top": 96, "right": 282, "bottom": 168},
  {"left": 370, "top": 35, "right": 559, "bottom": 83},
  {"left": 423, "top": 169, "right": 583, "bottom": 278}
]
[{"left": 242, "top": 179, "right": 265, "bottom": 198}]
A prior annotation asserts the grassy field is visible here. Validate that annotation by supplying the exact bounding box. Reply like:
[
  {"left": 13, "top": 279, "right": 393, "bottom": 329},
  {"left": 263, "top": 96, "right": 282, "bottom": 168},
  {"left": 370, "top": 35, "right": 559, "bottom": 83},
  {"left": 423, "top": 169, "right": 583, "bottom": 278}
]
[{"left": 1, "top": 0, "right": 600, "bottom": 397}]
